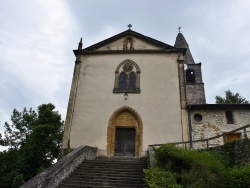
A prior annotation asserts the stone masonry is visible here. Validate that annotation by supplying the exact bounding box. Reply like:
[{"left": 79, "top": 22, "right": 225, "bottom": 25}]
[{"left": 185, "top": 63, "right": 206, "bottom": 104}]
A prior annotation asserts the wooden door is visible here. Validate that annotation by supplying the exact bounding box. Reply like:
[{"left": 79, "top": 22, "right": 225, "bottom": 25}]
[
  {"left": 115, "top": 128, "right": 135, "bottom": 156},
  {"left": 226, "top": 133, "right": 241, "bottom": 143}
]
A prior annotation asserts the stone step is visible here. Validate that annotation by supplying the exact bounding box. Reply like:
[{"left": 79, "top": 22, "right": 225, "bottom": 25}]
[
  {"left": 72, "top": 171, "right": 144, "bottom": 177},
  {"left": 68, "top": 174, "right": 144, "bottom": 181},
  {"left": 81, "top": 161, "right": 147, "bottom": 165},
  {"left": 88, "top": 157, "right": 147, "bottom": 162},
  {"left": 62, "top": 178, "right": 144, "bottom": 184},
  {"left": 75, "top": 167, "right": 145, "bottom": 172},
  {"left": 94, "top": 156, "right": 147, "bottom": 160},
  {"left": 72, "top": 169, "right": 143, "bottom": 175},
  {"left": 82, "top": 161, "right": 147, "bottom": 165},
  {"left": 79, "top": 165, "right": 146, "bottom": 170},
  {"left": 58, "top": 157, "right": 147, "bottom": 188},
  {"left": 59, "top": 181, "right": 144, "bottom": 188}
]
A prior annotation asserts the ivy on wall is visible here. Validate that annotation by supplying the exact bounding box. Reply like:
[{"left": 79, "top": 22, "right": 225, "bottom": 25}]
[{"left": 211, "top": 138, "right": 250, "bottom": 167}]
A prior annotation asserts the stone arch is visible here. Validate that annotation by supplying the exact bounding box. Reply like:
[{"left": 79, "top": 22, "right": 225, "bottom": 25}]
[
  {"left": 107, "top": 106, "right": 143, "bottom": 156},
  {"left": 200, "top": 123, "right": 221, "bottom": 148}
]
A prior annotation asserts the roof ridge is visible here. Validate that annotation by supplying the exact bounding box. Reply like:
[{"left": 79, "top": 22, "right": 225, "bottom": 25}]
[{"left": 82, "top": 29, "right": 175, "bottom": 51}]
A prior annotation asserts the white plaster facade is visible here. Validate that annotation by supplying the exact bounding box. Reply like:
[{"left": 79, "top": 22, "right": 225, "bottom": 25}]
[{"left": 71, "top": 54, "right": 183, "bottom": 149}]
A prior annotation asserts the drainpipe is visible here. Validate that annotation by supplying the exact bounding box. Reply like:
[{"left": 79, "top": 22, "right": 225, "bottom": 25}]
[{"left": 187, "top": 105, "right": 193, "bottom": 149}]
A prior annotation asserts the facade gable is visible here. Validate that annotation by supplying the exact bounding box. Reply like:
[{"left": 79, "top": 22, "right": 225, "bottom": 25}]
[
  {"left": 82, "top": 30, "right": 175, "bottom": 52},
  {"left": 96, "top": 35, "right": 163, "bottom": 51}
]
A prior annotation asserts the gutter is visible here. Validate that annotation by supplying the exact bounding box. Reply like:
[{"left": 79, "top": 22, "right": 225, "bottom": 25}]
[{"left": 187, "top": 104, "right": 193, "bottom": 148}]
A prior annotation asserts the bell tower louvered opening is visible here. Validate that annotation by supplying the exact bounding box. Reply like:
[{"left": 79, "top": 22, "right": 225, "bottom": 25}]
[{"left": 186, "top": 69, "right": 195, "bottom": 83}]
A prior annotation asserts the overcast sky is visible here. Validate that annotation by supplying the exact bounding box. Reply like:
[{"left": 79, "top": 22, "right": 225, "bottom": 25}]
[{"left": 1, "top": 0, "right": 250, "bottom": 148}]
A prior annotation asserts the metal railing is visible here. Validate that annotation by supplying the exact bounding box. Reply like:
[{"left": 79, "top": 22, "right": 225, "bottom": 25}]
[{"left": 149, "top": 124, "right": 250, "bottom": 149}]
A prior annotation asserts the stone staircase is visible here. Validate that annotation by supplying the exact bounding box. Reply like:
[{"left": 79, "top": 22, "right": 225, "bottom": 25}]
[{"left": 58, "top": 157, "right": 148, "bottom": 188}]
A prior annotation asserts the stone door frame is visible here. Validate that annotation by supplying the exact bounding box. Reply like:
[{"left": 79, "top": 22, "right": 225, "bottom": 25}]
[{"left": 107, "top": 106, "right": 143, "bottom": 157}]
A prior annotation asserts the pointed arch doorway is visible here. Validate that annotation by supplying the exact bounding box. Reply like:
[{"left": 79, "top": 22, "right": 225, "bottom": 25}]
[{"left": 107, "top": 106, "right": 143, "bottom": 157}]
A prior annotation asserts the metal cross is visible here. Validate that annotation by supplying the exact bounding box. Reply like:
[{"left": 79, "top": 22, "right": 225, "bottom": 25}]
[
  {"left": 178, "top": 26, "right": 181, "bottom": 33},
  {"left": 127, "top": 24, "right": 132, "bottom": 30}
]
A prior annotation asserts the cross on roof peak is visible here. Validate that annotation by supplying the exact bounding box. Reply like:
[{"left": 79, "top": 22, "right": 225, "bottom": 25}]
[
  {"left": 127, "top": 24, "right": 132, "bottom": 30},
  {"left": 178, "top": 26, "right": 181, "bottom": 33}
]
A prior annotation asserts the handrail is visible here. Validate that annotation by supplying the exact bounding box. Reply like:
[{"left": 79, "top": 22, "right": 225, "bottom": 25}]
[{"left": 149, "top": 124, "right": 250, "bottom": 149}]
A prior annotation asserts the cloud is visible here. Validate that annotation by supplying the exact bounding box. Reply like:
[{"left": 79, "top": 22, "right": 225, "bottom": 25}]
[
  {"left": 1, "top": 0, "right": 250, "bottom": 150},
  {"left": 0, "top": 0, "right": 79, "bottom": 137}
]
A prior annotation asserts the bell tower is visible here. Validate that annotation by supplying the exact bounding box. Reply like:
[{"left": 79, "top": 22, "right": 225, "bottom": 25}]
[{"left": 175, "top": 32, "right": 206, "bottom": 104}]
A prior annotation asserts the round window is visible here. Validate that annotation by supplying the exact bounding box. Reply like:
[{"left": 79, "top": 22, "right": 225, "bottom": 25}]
[
  {"left": 194, "top": 114, "right": 202, "bottom": 122},
  {"left": 123, "top": 62, "right": 133, "bottom": 72}
]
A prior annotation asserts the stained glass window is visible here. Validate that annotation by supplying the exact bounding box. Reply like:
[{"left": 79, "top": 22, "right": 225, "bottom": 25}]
[
  {"left": 119, "top": 72, "right": 127, "bottom": 89},
  {"left": 128, "top": 72, "right": 136, "bottom": 89}
]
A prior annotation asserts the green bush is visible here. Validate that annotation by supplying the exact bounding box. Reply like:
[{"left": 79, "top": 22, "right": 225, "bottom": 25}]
[
  {"left": 181, "top": 166, "right": 225, "bottom": 188},
  {"left": 154, "top": 144, "right": 225, "bottom": 173},
  {"left": 154, "top": 144, "right": 190, "bottom": 172},
  {"left": 144, "top": 167, "right": 182, "bottom": 188},
  {"left": 153, "top": 144, "right": 226, "bottom": 187},
  {"left": 150, "top": 143, "right": 250, "bottom": 188},
  {"left": 11, "top": 174, "right": 24, "bottom": 188},
  {"left": 223, "top": 164, "right": 250, "bottom": 188}
]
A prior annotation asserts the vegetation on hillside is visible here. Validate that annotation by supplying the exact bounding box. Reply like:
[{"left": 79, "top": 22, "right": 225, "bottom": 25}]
[
  {"left": 0, "top": 103, "right": 64, "bottom": 188},
  {"left": 144, "top": 142, "right": 250, "bottom": 188}
]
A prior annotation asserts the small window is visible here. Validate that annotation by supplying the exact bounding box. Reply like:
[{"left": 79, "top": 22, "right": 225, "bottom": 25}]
[
  {"left": 226, "top": 111, "right": 234, "bottom": 124},
  {"left": 194, "top": 114, "right": 202, "bottom": 122},
  {"left": 186, "top": 69, "right": 195, "bottom": 83}
]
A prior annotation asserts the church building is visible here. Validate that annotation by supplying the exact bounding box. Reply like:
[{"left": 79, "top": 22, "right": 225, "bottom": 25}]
[{"left": 62, "top": 26, "right": 250, "bottom": 156}]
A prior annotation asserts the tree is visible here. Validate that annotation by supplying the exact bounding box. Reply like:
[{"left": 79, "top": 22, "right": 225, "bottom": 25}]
[
  {"left": 0, "top": 149, "right": 22, "bottom": 188},
  {"left": 215, "top": 90, "right": 249, "bottom": 104},
  {"left": 0, "top": 103, "right": 64, "bottom": 187},
  {"left": 1, "top": 107, "right": 37, "bottom": 149}
]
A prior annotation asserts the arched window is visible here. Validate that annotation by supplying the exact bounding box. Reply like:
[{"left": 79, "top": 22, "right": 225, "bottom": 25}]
[
  {"left": 113, "top": 59, "right": 141, "bottom": 93},
  {"left": 186, "top": 69, "right": 195, "bottom": 83}
]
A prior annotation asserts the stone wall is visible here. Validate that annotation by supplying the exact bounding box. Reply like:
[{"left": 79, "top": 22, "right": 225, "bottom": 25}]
[
  {"left": 186, "top": 84, "right": 206, "bottom": 104},
  {"left": 190, "top": 108, "right": 250, "bottom": 148}
]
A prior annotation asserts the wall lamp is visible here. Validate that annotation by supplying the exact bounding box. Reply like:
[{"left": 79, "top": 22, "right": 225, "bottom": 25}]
[{"left": 124, "top": 92, "right": 128, "bottom": 100}]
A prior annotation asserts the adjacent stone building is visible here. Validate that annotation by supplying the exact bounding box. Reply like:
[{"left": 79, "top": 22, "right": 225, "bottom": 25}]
[
  {"left": 189, "top": 104, "right": 250, "bottom": 148},
  {"left": 62, "top": 27, "right": 250, "bottom": 155}
]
